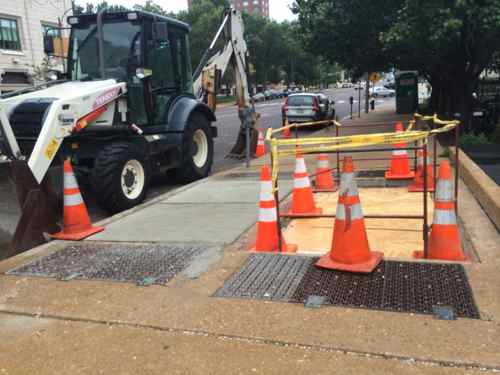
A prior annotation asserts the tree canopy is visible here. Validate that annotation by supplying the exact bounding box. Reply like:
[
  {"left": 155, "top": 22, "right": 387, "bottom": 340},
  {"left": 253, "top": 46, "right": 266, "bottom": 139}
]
[{"left": 293, "top": 0, "right": 500, "bottom": 131}]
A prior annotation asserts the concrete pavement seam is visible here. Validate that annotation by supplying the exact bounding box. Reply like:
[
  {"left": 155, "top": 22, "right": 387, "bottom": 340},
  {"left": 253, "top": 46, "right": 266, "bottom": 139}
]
[{"left": 1, "top": 309, "right": 499, "bottom": 373}]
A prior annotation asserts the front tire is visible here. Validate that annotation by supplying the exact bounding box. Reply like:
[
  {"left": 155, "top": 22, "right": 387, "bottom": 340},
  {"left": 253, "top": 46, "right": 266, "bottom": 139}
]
[
  {"left": 91, "top": 142, "right": 150, "bottom": 214},
  {"left": 176, "top": 112, "right": 214, "bottom": 183}
]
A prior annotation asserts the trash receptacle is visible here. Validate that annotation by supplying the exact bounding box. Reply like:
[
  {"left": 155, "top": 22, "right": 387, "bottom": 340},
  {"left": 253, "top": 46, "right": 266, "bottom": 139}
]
[{"left": 396, "top": 71, "right": 418, "bottom": 114}]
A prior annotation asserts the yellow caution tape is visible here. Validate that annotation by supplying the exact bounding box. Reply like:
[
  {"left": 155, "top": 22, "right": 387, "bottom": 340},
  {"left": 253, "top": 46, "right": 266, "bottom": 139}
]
[
  {"left": 267, "top": 115, "right": 459, "bottom": 191},
  {"left": 269, "top": 119, "right": 339, "bottom": 138}
]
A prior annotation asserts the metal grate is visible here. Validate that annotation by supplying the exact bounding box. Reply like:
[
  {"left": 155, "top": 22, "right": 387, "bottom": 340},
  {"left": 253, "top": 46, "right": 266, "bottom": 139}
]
[
  {"left": 214, "top": 254, "right": 480, "bottom": 319},
  {"left": 214, "top": 254, "right": 314, "bottom": 301},
  {"left": 7, "top": 243, "right": 204, "bottom": 285}
]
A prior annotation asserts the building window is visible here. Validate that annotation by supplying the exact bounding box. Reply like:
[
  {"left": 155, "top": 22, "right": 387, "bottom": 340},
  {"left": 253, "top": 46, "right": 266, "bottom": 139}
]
[
  {"left": 0, "top": 18, "right": 21, "bottom": 51},
  {"left": 42, "top": 24, "right": 61, "bottom": 38}
]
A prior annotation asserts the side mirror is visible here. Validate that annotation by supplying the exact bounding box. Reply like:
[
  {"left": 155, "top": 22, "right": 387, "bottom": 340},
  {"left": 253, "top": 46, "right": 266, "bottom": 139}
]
[
  {"left": 44, "top": 36, "right": 54, "bottom": 55},
  {"left": 153, "top": 22, "right": 168, "bottom": 42}
]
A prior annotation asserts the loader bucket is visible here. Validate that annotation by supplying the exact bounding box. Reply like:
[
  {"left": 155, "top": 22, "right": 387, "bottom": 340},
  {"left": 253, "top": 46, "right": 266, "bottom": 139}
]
[{"left": 0, "top": 160, "right": 59, "bottom": 259}]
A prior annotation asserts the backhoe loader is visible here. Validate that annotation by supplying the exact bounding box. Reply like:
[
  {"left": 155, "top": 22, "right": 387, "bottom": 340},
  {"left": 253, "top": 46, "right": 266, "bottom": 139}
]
[
  {"left": 0, "top": 7, "right": 258, "bottom": 258},
  {"left": 0, "top": 10, "right": 219, "bottom": 256}
]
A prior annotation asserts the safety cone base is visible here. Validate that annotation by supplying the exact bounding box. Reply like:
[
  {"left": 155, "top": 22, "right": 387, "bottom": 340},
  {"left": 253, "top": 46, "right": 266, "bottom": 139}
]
[
  {"left": 50, "top": 225, "right": 104, "bottom": 241},
  {"left": 281, "top": 207, "right": 323, "bottom": 218},
  {"left": 413, "top": 250, "right": 466, "bottom": 261},
  {"left": 385, "top": 171, "right": 415, "bottom": 180},
  {"left": 250, "top": 242, "right": 298, "bottom": 253},
  {"left": 408, "top": 184, "right": 435, "bottom": 193},
  {"left": 315, "top": 251, "right": 383, "bottom": 273}
]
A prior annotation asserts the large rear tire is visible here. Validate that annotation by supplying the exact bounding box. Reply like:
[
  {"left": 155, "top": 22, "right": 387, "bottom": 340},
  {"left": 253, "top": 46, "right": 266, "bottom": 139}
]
[
  {"left": 176, "top": 112, "right": 214, "bottom": 183},
  {"left": 91, "top": 142, "right": 150, "bottom": 214}
]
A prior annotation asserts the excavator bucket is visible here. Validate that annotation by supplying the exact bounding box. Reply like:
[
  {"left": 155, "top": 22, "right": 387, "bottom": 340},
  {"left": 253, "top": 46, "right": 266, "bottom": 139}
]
[
  {"left": 227, "top": 127, "right": 258, "bottom": 159},
  {"left": 226, "top": 107, "right": 259, "bottom": 159},
  {"left": 0, "top": 160, "right": 59, "bottom": 259}
]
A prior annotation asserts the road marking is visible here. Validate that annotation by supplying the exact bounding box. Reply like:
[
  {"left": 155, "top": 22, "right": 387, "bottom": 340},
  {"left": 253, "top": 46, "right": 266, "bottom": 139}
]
[{"left": 337, "top": 100, "right": 346, "bottom": 104}]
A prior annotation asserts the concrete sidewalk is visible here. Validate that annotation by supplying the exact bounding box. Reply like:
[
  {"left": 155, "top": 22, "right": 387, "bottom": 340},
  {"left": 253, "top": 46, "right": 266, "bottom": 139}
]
[{"left": 1, "top": 104, "right": 499, "bottom": 374}]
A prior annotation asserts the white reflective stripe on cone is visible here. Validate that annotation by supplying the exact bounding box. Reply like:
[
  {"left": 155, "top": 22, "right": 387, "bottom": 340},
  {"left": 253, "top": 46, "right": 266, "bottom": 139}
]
[
  {"left": 433, "top": 209, "right": 457, "bottom": 225},
  {"left": 318, "top": 160, "right": 329, "bottom": 168},
  {"left": 64, "top": 173, "right": 79, "bottom": 189},
  {"left": 435, "top": 180, "right": 454, "bottom": 201},
  {"left": 259, "top": 206, "right": 277, "bottom": 222},
  {"left": 339, "top": 173, "right": 358, "bottom": 196},
  {"left": 336, "top": 203, "right": 363, "bottom": 220},
  {"left": 393, "top": 149, "right": 407, "bottom": 156},
  {"left": 64, "top": 192, "right": 84, "bottom": 206},
  {"left": 295, "top": 158, "right": 307, "bottom": 173},
  {"left": 261, "top": 180, "right": 272, "bottom": 193},
  {"left": 260, "top": 191, "right": 274, "bottom": 201},
  {"left": 294, "top": 175, "right": 311, "bottom": 188}
]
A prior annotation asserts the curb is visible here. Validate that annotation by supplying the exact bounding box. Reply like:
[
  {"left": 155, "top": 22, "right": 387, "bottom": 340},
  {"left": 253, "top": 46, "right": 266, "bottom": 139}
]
[{"left": 449, "top": 147, "right": 500, "bottom": 231}]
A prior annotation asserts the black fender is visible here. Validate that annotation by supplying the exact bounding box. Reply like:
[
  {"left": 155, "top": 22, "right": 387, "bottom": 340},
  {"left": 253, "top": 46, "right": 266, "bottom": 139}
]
[{"left": 167, "top": 95, "right": 217, "bottom": 137}]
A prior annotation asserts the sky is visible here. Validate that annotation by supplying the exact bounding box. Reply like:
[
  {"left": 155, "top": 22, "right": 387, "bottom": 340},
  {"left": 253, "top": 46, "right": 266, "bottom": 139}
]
[{"left": 74, "top": 0, "right": 297, "bottom": 22}]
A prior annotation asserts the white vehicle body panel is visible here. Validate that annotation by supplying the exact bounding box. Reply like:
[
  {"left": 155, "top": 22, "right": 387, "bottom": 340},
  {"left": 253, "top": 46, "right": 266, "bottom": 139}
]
[{"left": 0, "top": 79, "right": 127, "bottom": 183}]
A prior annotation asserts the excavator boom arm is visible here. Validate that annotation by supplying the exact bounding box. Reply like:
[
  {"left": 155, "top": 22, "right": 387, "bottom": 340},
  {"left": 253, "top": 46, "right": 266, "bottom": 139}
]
[{"left": 193, "top": 7, "right": 251, "bottom": 109}]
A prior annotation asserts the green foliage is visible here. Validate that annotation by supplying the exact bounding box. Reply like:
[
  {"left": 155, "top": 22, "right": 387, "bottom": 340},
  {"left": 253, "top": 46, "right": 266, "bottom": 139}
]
[
  {"left": 133, "top": 0, "right": 172, "bottom": 16},
  {"left": 73, "top": 1, "right": 128, "bottom": 14},
  {"left": 459, "top": 133, "right": 491, "bottom": 147},
  {"left": 292, "top": 0, "right": 403, "bottom": 78},
  {"left": 176, "top": 0, "right": 230, "bottom": 72}
]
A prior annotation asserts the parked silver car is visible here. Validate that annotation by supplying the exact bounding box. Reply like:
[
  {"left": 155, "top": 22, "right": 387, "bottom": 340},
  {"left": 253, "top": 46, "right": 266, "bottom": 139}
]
[
  {"left": 282, "top": 93, "right": 334, "bottom": 123},
  {"left": 370, "top": 86, "right": 395, "bottom": 97}
]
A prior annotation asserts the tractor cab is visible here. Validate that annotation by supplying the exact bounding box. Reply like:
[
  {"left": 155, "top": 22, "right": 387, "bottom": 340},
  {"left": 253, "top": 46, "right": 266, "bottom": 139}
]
[{"left": 65, "top": 11, "right": 194, "bottom": 127}]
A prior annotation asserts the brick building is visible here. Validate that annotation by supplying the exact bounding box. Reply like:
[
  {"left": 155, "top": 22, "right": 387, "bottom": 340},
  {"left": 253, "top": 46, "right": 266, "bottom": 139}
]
[
  {"left": 188, "top": 0, "right": 269, "bottom": 18},
  {"left": 0, "top": 0, "right": 71, "bottom": 93}
]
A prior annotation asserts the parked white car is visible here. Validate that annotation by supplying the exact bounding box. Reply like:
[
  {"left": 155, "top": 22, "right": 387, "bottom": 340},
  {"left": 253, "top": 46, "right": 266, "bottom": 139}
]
[
  {"left": 252, "top": 92, "right": 265, "bottom": 102},
  {"left": 370, "top": 86, "right": 395, "bottom": 97}
]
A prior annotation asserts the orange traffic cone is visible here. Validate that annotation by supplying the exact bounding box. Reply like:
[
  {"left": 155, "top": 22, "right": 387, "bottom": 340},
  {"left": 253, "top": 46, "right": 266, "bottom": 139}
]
[
  {"left": 51, "top": 159, "right": 104, "bottom": 240},
  {"left": 408, "top": 149, "right": 435, "bottom": 192},
  {"left": 385, "top": 122, "right": 415, "bottom": 180},
  {"left": 255, "top": 129, "right": 265, "bottom": 158},
  {"left": 316, "top": 157, "right": 383, "bottom": 273},
  {"left": 285, "top": 152, "right": 323, "bottom": 217},
  {"left": 283, "top": 117, "right": 291, "bottom": 138},
  {"left": 314, "top": 154, "right": 337, "bottom": 192},
  {"left": 414, "top": 161, "right": 466, "bottom": 261},
  {"left": 254, "top": 165, "right": 297, "bottom": 253}
]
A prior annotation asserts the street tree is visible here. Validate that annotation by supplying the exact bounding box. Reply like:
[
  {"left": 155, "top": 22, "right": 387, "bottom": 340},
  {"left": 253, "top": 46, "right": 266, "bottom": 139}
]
[{"left": 383, "top": 0, "right": 500, "bottom": 131}]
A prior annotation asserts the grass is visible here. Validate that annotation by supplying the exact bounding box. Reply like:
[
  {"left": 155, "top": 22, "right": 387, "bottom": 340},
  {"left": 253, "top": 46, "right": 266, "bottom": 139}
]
[
  {"left": 217, "top": 95, "right": 237, "bottom": 104},
  {"left": 459, "top": 132, "right": 492, "bottom": 147}
]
